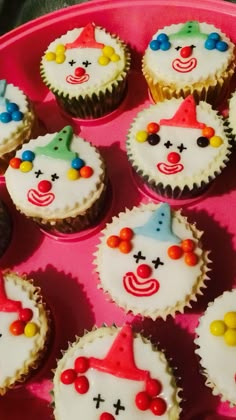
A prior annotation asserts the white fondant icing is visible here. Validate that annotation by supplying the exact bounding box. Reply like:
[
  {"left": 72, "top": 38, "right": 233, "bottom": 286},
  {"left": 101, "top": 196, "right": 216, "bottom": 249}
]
[
  {"left": 5, "top": 130, "right": 105, "bottom": 219},
  {"left": 126, "top": 98, "right": 231, "bottom": 191},
  {"left": 94, "top": 203, "right": 209, "bottom": 319},
  {"left": 143, "top": 22, "right": 234, "bottom": 87},
  {"left": 53, "top": 327, "right": 181, "bottom": 419},
  {"left": 195, "top": 289, "right": 236, "bottom": 405}
]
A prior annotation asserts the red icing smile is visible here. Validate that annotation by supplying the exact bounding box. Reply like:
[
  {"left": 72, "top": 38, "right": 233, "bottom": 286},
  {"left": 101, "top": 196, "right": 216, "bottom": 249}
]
[
  {"left": 172, "top": 57, "right": 197, "bottom": 73},
  {"left": 123, "top": 272, "right": 159, "bottom": 297},
  {"left": 157, "top": 162, "right": 184, "bottom": 175},
  {"left": 27, "top": 189, "right": 55, "bottom": 206},
  {"left": 66, "top": 74, "right": 90, "bottom": 84}
]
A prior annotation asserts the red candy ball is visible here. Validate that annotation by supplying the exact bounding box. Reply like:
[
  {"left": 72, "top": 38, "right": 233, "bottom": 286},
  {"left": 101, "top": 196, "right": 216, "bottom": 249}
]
[
  {"left": 9, "top": 157, "right": 21, "bottom": 169},
  {"left": 167, "top": 152, "right": 180, "bottom": 164},
  {"left": 9, "top": 320, "right": 25, "bottom": 335},
  {"left": 150, "top": 397, "right": 167, "bottom": 415},
  {"left": 60, "top": 369, "right": 77, "bottom": 385},
  {"left": 38, "top": 180, "right": 52, "bottom": 193},
  {"left": 146, "top": 378, "right": 162, "bottom": 397},
  {"left": 74, "top": 356, "right": 89, "bottom": 373},
  {"left": 100, "top": 413, "right": 115, "bottom": 420},
  {"left": 135, "top": 391, "right": 150, "bottom": 411},
  {"left": 74, "top": 375, "right": 89, "bottom": 394},
  {"left": 80, "top": 166, "right": 93, "bottom": 178},
  {"left": 137, "top": 264, "right": 152, "bottom": 279},
  {"left": 19, "top": 308, "right": 33, "bottom": 322}
]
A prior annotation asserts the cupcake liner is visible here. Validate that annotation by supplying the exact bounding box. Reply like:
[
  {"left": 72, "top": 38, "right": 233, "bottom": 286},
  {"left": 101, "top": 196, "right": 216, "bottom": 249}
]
[
  {"left": 227, "top": 90, "right": 236, "bottom": 145},
  {"left": 52, "top": 325, "right": 182, "bottom": 419},
  {"left": 142, "top": 60, "right": 235, "bottom": 109},
  {"left": 0, "top": 200, "right": 12, "bottom": 258},
  {"left": 0, "top": 270, "right": 51, "bottom": 395}
]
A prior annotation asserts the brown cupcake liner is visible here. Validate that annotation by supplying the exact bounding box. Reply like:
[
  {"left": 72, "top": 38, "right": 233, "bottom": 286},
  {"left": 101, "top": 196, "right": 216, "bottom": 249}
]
[
  {"left": 142, "top": 60, "right": 235, "bottom": 109},
  {"left": 0, "top": 270, "right": 51, "bottom": 395}
]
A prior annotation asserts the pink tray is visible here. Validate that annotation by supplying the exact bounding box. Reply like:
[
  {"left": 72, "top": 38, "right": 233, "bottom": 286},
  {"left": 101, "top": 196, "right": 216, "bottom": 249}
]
[{"left": 1, "top": 0, "right": 236, "bottom": 418}]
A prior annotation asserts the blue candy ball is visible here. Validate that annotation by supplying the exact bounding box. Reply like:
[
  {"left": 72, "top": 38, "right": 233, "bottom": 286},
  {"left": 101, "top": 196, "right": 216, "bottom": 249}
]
[
  {"left": 150, "top": 40, "right": 160, "bottom": 51},
  {"left": 160, "top": 41, "right": 171, "bottom": 51},
  {"left": 216, "top": 40, "right": 228, "bottom": 52},
  {"left": 71, "top": 157, "right": 85, "bottom": 170},
  {"left": 6, "top": 102, "right": 19, "bottom": 113},
  {"left": 205, "top": 38, "right": 216, "bottom": 50},
  {"left": 208, "top": 32, "right": 220, "bottom": 41},
  {"left": 157, "top": 33, "right": 169, "bottom": 43},
  {"left": 12, "top": 110, "right": 23, "bottom": 121},
  {"left": 22, "top": 150, "right": 35, "bottom": 162},
  {"left": 0, "top": 112, "right": 12, "bottom": 123}
]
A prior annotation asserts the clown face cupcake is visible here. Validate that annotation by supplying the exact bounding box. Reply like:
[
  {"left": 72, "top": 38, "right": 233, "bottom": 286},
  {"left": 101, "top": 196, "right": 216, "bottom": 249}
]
[
  {"left": 142, "top": 21, "right": 235, "bottom": 107},
  {"left": 126, "top": 95, "right": 231, "bottom": 199},
  {"left": 52, "top": 324, "right": 181, "bottom": 419},
  {"left": 4, "top": 125, "right": 107, "bottom": 233},
  {"left": 0, "top": 79, "right": 35, "bottom": 174},
  {"left": 195, "top": 289, "right": 236, "bottom": 405},
  {"left": 0, "top": 270, "right": 51, "bottom": 395},
  {"left": 94, "top": 202, "right": 210, "bottom": 320},
  {"left": 40, "top": 23, "right": 131, "bottom": 119}
]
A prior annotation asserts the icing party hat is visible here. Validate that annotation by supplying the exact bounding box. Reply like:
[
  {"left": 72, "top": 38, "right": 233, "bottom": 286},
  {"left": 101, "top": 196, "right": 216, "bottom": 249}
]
[
  {"left": 90, "top": 325, "right": 149, "bottom": 381},
  {"left": 160, "top": 95, "right": 205, "bottom": 129},
  {"left": 169, "top": 21, "right": 208, "bottom": 40},
  {"left": 65, "top": 23, "right": 104, "bottom": 50},
  {"left": 35, "top": 126, "right": 77, "bottom": 161},
  {"left": 0, "top": 271, "right": 22, "bottom": 312},
  {"left": 0, "top": 79, "right": 7, "bottom": 106},
  {"left": 134, "top": 203, "right": 180, "bottom": 243}
]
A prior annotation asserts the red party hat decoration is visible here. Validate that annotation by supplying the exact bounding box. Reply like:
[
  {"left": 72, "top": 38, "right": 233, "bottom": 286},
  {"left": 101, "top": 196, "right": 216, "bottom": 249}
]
[
  {"left": 0, "top": 271, "right": 22, "bottom": 312},
  {"left": 90, "top": 325, "right": 149, "bottom": 381},
  {"left": 160, "top": 95, "right": 205, "bottom": 129},
  {"left": 65, "top": 23, "right": 104, "bottom": 50}
]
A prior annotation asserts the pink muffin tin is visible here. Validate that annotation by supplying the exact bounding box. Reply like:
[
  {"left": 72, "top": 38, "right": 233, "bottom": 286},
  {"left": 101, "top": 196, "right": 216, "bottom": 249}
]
[{"left": 1, "top": 0, "right": 236, "bottom": 418}]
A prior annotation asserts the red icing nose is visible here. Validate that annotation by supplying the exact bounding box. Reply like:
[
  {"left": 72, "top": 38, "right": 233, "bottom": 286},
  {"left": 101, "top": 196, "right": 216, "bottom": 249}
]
[
  {"left": 167, "top": 152, "right": 181, "bottom": 164},
  {"left": 74, "top": 67, "right": 86, "bottom": 77},
  {"left": 137, "top": 264, "right": 152, "bottom": 279},
  {"left": 38, "top": 180, "right": 52, "bottom": 193},
  {"left": 180, "top": 46, "right": 192, "bottom": 58},
  {"left": 100, "top": 413, "right": 115, "bottom": 420}
]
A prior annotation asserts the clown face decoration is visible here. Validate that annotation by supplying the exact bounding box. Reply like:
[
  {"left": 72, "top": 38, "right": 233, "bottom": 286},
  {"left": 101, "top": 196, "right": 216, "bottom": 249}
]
[
  {"left": 5, "top": 126, "right": 105, "bottom": 223},
  {"left": 126, "top": 95, "right": 231, "bottom": 197},
  {"left": 143, "top": 21, "right": 233, "bottom": 86},
  {"left": 53, "top": 325, "right": 181, "bottom": 419},
  {"left": 195, "top": 289, "right": 236, "bottom": 405},
  {"left": 95, "top": 202, "right": 210, "bottom": 319}
]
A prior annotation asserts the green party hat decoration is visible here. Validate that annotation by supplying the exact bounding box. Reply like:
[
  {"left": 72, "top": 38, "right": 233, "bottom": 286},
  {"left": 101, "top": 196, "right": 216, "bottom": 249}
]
[
  {"left": 35, "top": 126, "right": 77, "bottom": 161},
  {"left": 169, "top": 21, "right": 208, "bottom": 40}
]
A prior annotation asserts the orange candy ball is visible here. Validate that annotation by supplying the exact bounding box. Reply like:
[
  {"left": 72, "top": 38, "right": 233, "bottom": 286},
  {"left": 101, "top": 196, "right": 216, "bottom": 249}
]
[
  {"left": 119, "top": 240, "right": 132, "bottom": 253},
  {"left": 184, "top": 252, "right": 198, "bottom": 266},
  {"left": 181, "top": 239, "right": 195, "bottom": 252},
  {"left": 202, "top": 126, "right": 215, "bottom": 138},
  {"left": 147, "top": 122, "right": 159, "bottom": 134},
  {"left": 9, "top": 320, "right": 25, "bottom": 335},
  {"left": 80, "top": 166, "right": 93, "bottom": 178},
  {"left": 107, "top": 235, "right": 120, "bottom": 248},
  {"left": 167, "top": 245, "right": 183, "bottom": 259},
  {"left": 9, "top": 157, "right": 21, "bottom": 169},
  {"left": 119, "top": 227, "right": 133, "bottom": 241}
]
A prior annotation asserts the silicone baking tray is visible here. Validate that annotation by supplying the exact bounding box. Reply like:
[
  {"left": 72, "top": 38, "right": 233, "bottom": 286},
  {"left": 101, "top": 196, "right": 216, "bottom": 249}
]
[{"left": 1, "top": 0, "right": 236, "bottom": 418}]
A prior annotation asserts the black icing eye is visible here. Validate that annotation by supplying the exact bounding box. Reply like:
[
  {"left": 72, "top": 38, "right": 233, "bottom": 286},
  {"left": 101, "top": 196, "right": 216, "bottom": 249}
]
[
  {"left": 152, "top": 257, "right": 164, "bottom": 269},
  {"left": 51, "top": 173, "right": 59, "bottom": 182},
  {"left": 147, "top": 133, "right": 160, "bottom": 146},
  {"left": 175, "top": 46, "right": 181, "bottom": 51},
  {"left": 197, "top": 136, "right": 209, "bottom": 147},
  {"left": 69, "top": 59, "right": 76, "bottom": 66},
  {"left": 177, "top": 143, "right": 187, "bottom": 153},
  {"left": 93, "top": 393, "right": 105, "bottom": 409},
  {"left": 164, "top": 140, "right": 173, "bottom": 148},
  {"left": 0, "top": 333, "right": 2, "bottom": 338},
  {"left": 190, "top": 44, "right": 196, "bottom": 49},
  {"left": 82, "top": 60, "right": 91, "bottom": 68},
  {"left": 35, "top": 169, "right": 43, "bottom": 178},
  {"left": 113, "top": 399, "right": 125, "bottom": 415},
  {"left": 133, "top": 251, "right": 146, "bottom": 264}
]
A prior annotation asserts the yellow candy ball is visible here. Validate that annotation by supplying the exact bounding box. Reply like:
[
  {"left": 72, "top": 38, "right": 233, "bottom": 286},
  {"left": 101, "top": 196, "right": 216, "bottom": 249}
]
[
  {"left": 209, "top": 320, "right": 226, "bottom": 336},
  {"left": 56, "top": 54, "right": 66, "bottom": 64},
  {"left": 24, "top": 322, "right": 38, "bottom": 337},
  {"left": 56, "top": 44, "right": 66, "bottom": 54},
  {"left": 45, "top": 51, "right": 56, "bottom": 61},
  {"left": 98, "top": 55, "right": 110, "bottom": 66},
  {"left": 67, "top": 168, "right": 80, "bottom": 180},
  {"left": 20, "top": 161, "right": 33, "bottom": 173},
  {"left": 103, "top": 45, "right": 115, "bottom": 57},
  {"left": 224, "top": 312, "right": 236, "bottom": 329},
  {"left": 135, "top": 131, "right": 148, "bottom": 142},
  {"left": 110, "top": 53, "right": 120, "bottom": 62},
  {"left": 210, "top": 136, "right": 223, "bottom": 148},
  {"left": 224, "top": 328, "right": 236, "bottom": 346}
]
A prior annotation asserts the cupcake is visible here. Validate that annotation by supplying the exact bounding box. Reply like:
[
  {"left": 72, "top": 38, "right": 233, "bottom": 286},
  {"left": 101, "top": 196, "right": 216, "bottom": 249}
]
[
  {"left": 0, "top": 270, "right": 51, "bottom": 395},
  {"left": 228, "top": 90, "right": 236, "bottom": 143},
  {"left": 195, "top": 289, "right": 236, "bottom": 405},
  {"left": 0, "top": 198, "right": 12, "bottom": 258},
  {"left": 0, "top": 79, "right": 35, "bottom": 174},
  {"left": 142, "top": 20, "right": 235, "bottom": 107},
  {"left": 52, "top": 324, "right": 181, "bottom": 419},
  {"left": 4, "top": 125, "right": 107, "bottom": 233},
  {"left": 94, "top": 202, "right": 210, "bottom": 320},
  {"left": 40, "top": 22, "right": 131, "bottom": 119},
  {"left": 126, "top": 95, "right": 232, "bottom": 199}
]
